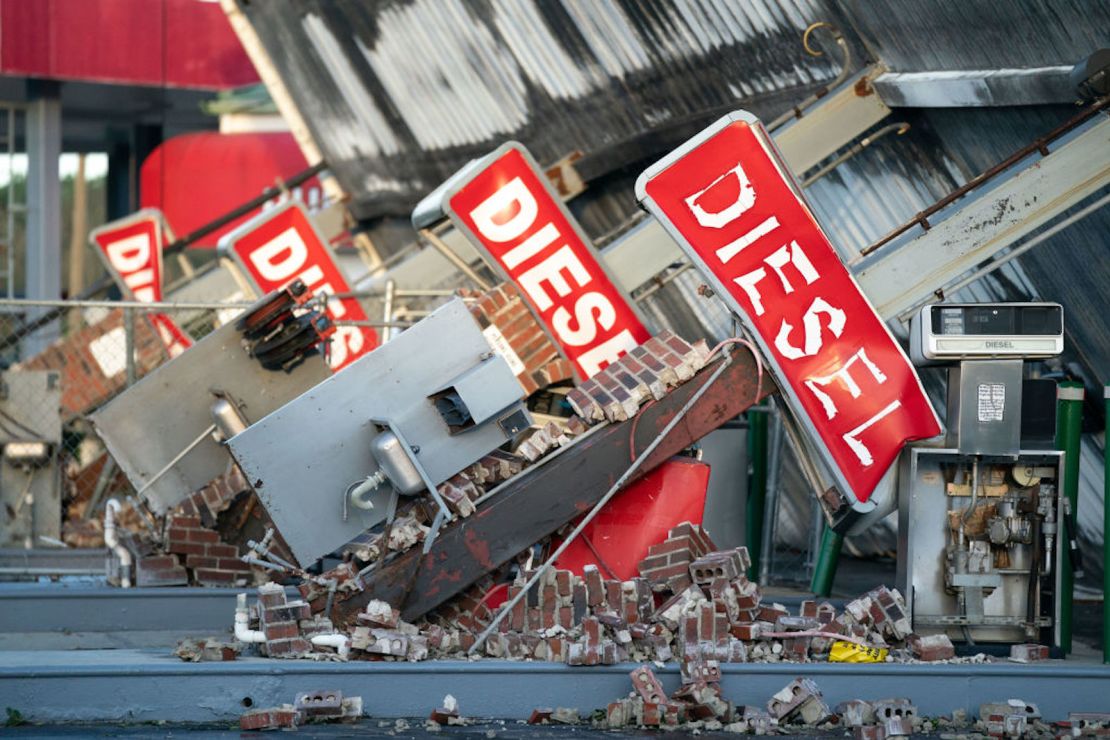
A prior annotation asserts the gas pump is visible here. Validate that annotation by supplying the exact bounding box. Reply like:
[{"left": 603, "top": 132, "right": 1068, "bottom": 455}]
[{"left": 898, "top": 302, "right": 1069, "bottom": 648}]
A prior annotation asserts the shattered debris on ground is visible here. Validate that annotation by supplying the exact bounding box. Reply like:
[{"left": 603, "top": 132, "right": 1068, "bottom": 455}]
[
  {"left": 239, "top": 690, "right": 362, "bottom": 731},
  {"left": 214, "top": 519, "right": 983, "bottom": 669}
]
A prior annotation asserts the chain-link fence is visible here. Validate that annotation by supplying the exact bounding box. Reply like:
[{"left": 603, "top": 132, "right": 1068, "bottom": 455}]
[
  {"left": 0, "top": 288, "right": 457, "bottom": 552},
  {"left": 0, "top": 298, "right": 250, "bottom": 550}
]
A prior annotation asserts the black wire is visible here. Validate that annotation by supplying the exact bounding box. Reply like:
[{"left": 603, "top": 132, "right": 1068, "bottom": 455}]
[{"left": 0, "top": 407, "right": 43, "bottom": 440}]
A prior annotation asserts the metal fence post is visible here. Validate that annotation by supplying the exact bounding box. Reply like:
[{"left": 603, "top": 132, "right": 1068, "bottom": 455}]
[
  {"left": 124, "top": 306, "right": 136, "bottom": 387},
  {"left": 810, "top": 525, "right": 843, "bottom": 597},
  {"left": 1055, "top": 381, "right": 1083, "bottom": 654},
  {"left": 758, "top": 408, "right": 783, "bottom": 585},
  {"left": 745, "top": 408, "right": 767, "bottom": 580}
]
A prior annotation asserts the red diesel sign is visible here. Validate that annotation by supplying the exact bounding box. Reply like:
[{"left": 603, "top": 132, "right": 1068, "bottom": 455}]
[
  {"left": 636, "top": 112, "right": 940, "bottom": 505},
  {"left": 89, "top": 209, "right": 192, "bottom": 358},
  {"left": 219, "top": 202, "right": 377, "bottom": 372},
  {"left": 443, "top": 143, "right": 651, "bottom": 379}
]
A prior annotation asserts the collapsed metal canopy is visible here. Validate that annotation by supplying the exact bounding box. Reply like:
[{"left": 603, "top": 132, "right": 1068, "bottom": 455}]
[{"left": 234, "top": 0, "right": 841, "bottom": 233}]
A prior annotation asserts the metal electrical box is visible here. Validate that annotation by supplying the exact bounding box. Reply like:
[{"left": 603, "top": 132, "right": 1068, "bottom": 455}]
[
  {"left": 227, "top": 298, "right": 530, "bottom": 566},
  {"left": 0, "top": 370, "right": 63, "bottom": 548}
]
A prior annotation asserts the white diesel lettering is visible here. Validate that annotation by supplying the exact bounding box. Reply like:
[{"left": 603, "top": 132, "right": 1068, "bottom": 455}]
[
  {"left": 106, "top": 233, "right": 152, "bottom": 274},
  {"left": 502, "top": 222, "right": 558, "bottom": 269},
  {"left": 774, "top": 297, "right": 846, "bottom": 360},
  {"left": 470, "top": 177, "right": 538, "bottom": 243},
  {"left": 804, "top": 348, "right": 888, "bottom": 420},
  {"left": 518, "top": 245, "right": 593, "bottom": 311},
  {"left": 249, "top": 228, "right": 308, "bottom": 283},
  {"left": 684, "top": 162, "right": 756, "bottom": 229},
  {"left": 551, "top": 291, "right": 617, "bottom": 346}
]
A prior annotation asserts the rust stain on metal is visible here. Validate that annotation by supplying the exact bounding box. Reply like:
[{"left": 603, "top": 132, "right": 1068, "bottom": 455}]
[
  {"left": 854, "top": 77, "right": 874, "bottom": 97},
  {"left": 464, "top": 526, "right": 494, "bottom": 570}
]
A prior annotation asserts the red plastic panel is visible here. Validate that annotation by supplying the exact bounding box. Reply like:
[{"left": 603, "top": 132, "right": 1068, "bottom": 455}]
[{"left": 554, "top": 457, "right": 709, "bottom": 580}]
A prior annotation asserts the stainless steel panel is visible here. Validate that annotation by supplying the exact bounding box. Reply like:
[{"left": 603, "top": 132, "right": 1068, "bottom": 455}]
[
  {"left": 226, "top": 299, "right": 527, "bottom": 566},
  {"left": 945, "top": 361, "right": 1022, "bottom": 457},
  {"left": 90, "top": 320, "right": 330, "bottom": 513}
]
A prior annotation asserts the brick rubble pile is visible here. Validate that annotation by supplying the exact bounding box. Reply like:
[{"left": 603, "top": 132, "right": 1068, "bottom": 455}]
[{"left": 226, "top": 521, "right": 973, "bottom": 668}]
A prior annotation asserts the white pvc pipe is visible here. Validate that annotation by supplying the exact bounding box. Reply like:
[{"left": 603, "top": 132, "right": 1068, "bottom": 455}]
[
  {"left": 234, "top": 593, "right": 267, "bottom": 644},
  {"left": 311, "top": 633, "right": 351, "bottom": 659},
  {"left": 103, "top": 499, "right": 132, "bottom": 588}
]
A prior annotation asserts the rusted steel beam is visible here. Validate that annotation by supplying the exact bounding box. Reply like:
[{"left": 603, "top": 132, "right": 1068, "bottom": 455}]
[{"left": 334, "top": 351, "right": 774, "bottom": 625}]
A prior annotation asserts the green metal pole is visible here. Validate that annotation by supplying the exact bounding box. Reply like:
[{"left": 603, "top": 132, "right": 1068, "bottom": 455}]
[
  {"left": 1103, "top": 386, "right": 1109, "bottom": 665},
  {"left": 746, "top": 409, "right": 768, "bottom": 580},
  {"left": 1055, "top": 381, "right": 1084, "bottom": 654},
  {"left": 811, "top": 525, "right": 843, "bottom": 597}
]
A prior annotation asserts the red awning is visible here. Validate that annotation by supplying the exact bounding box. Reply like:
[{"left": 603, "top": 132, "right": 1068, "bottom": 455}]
[
  {"left": 140, "top": 132, "right": 321, "bottom": 249},
  {"left": 0, "top": 0, "right": 258, "bottom": 90}
]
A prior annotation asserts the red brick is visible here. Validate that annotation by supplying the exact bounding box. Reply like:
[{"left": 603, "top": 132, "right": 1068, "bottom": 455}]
[
  {"left": 647, "top": 536, "right": 697, "bottom": 558},
  {"left": 265, "top": 638, "right": 312, "bottom": 657},
  {"left": 184, "top": 555, "right": 217, "bottom": 569},
  {"left": 240, "top": 707, "right": 299, "bottom": 730},
  {"left": 166, "top": 540, "right": 206, "bottom": 556},
  {"left": 206, "top": 543, "right": 239, "bottom": 558},
  {"left": 138, "top": 555, "right": 179, "bottom": 570},
  {"left": 186, "top": 528, "right": 220, "bottom": 544},
  {"left": 165, "top": 528, "right": 190, "bottom": 543},
  {"left": 264, "top": 622, "right": 301, "bottom": 640},
  {"left": 218, "top": 558, "right": 251, "bottom": 572},
  {"left": 193, "top": 568, "right": 236, "bottom": 583}
]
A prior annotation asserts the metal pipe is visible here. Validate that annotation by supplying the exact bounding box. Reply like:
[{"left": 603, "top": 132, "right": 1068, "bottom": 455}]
[
  {"left": 746, "top": 409, "right": 768, "bottom": 580},
  {"left": 801, "top": 123, "right": 910, "bottom": 187},
  {"left": 860, "top": 98, "right": 1110, "bottom": 258},
  {"left": 1055, "top": 381, "right": 1084, "bottom": 653},
  {"left": 133, "top": 424, "right": 217, "bottom": 496},
  {"left": 123, "top": 307, "right": 136, "bottom": 387},
  {"left": 766, "top": 22, "right": 852, "bottom": 132},
  {"left": 382, "top": 279, "right": 396, "bottom": 342},
  {"left": 418, "top": 228, "right": 492, "bottom": 291},
  {"left": 470, "top": 350, "right": 750, "bottom": 654},
  {"left": 1104, "top": 385, "right": 1109, "bottom": 664},
  {"left": 162, "top": 162, "right": 326, "bottom": 258},
  {"left": 964, "top": 458, "right": 980, "bottom": 523},
  {"left": 103, "top": 499, "right": 131, "bottom": 588},
  {"left": 810, "top": 525, "right": 843, "bottom": 597}
]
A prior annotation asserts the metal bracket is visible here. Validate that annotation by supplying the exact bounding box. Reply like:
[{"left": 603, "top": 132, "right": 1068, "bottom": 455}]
[{"left": 370, "top": 418, "right": 451, "bottom": 553}]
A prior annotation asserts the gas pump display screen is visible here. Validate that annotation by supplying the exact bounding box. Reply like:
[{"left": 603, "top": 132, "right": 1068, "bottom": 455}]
[
  {"left": 932, "top": 305, "right": 1062, "bottom": 336},
  {"left": 912, "top": 302, "right": 1064, "bottom": 362}
]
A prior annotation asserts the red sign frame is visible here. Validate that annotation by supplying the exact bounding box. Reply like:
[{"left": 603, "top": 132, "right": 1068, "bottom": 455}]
[
  {"left": 89, "top": 208, "right": 192, "bottom": 357},
  {"left": 441, "top": 143, "right": 651, "bottom": 379},
  {"left": 219, "top": 202, "right": 378, "bottom": 372},
  {"left": 636, "top": 112, "right": 940, "bottom": 508}
]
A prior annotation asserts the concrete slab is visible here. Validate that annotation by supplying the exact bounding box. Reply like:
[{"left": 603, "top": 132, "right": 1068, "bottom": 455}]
[{"left": 1, "top": 651, "right": 1106, "bottom": 723}]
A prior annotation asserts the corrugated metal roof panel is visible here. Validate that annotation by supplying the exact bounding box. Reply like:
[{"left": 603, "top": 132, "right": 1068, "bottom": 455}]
[{"left": 240, "top": 0, "right": 841, "bottom": 230}]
